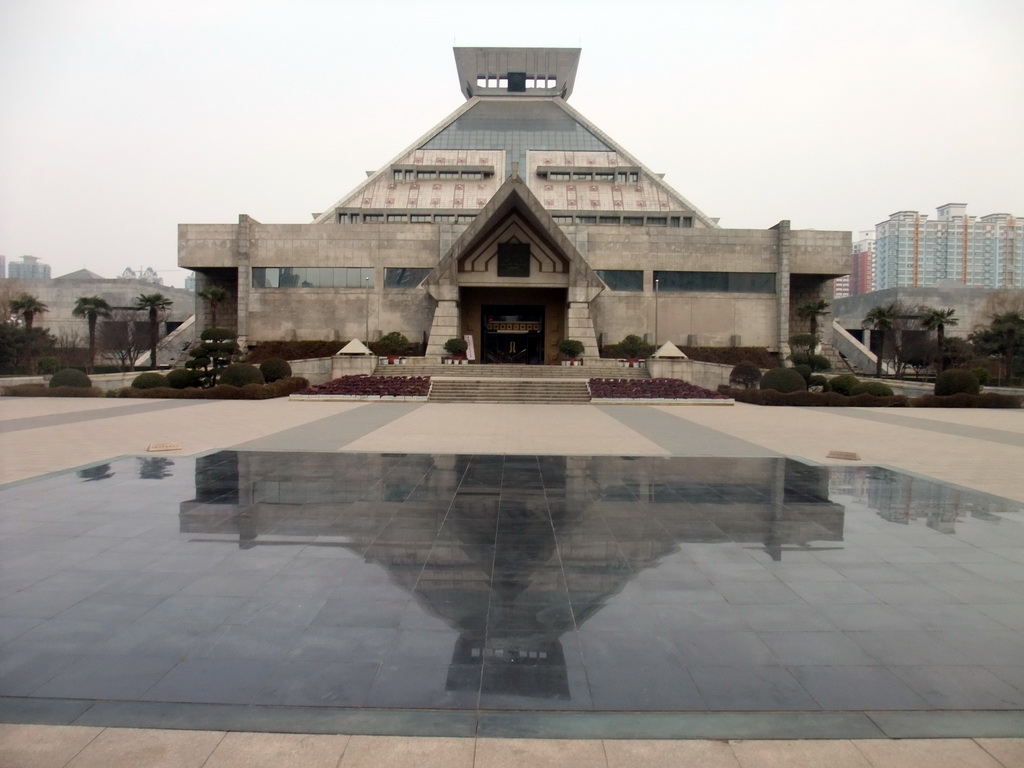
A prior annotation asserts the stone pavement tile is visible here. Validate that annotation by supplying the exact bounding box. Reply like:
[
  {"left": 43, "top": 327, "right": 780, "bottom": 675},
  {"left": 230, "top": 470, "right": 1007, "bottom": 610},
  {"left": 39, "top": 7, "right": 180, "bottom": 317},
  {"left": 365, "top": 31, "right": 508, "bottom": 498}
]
[
  {"left": 852, "top": 738, "right": 1005, "bottom": 768},
  {"left": 203, "top": 731, "right": 350, "bottom": 768},
  {"left": 64, "top": 727, "right": 224, "bottom": 768},
  {"left": 730, "top": 739, "right": 871, "bottom": 768},
  {"left": 474, "top": 738, "right": 607, "bottom": 768},
  {"left": 0, "top": 724, "right": 101, "bottom": 768},
  {"left": 975, "top": 738, "right": 1024, "bottom": 767},
  {"left": 338, "top": 735, "right": 474, "bottom": 768},
  {"left": 604, "top": 739, "right": 740, "bottom": 768}
]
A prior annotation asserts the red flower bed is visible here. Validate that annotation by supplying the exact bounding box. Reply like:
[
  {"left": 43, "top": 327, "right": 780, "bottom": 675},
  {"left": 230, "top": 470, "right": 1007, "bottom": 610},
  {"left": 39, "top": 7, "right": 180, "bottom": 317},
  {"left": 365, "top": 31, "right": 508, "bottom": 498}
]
[
  {"left": 296, "top": 375, "right": 430, "bottom": 397},
  {"left": 588, "top": 378, "right": 729, "bottom": 399}
]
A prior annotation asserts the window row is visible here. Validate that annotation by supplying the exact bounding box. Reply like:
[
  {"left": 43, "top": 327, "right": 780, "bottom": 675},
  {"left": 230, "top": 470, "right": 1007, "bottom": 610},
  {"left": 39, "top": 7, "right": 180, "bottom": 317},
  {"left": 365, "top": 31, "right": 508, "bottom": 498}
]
[
  {"left": 392, "top": 168, "right": 493, "bottom": 182},
  {"left": 338, "top": 212, "right": 694, "bottom": 227},
  {"left": 541, "top": 170, "right": 640, "bottom": 184},
  {"left": 654, "top": 271, "right": 776, "bottom": 294},
  {"left": 253, "top": 267, "right": 374, "bottom": 289}
]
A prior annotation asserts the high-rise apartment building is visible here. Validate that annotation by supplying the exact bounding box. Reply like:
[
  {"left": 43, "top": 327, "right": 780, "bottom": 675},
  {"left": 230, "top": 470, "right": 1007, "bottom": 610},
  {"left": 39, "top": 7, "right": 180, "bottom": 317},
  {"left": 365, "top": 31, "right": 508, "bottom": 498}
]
[
  {"left": 7, "top": 255, "right": 51, "bottom": 280},
  {"left": 875, "top": 205, "right": 1022, "bottom": 290}
]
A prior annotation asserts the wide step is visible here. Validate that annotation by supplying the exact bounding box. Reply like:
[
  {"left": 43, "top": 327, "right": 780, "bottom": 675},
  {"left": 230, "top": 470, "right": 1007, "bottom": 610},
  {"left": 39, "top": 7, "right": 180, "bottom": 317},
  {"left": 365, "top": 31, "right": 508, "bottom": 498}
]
[{"left": 427, "top": 378, "right": 592, "bottom": 404}]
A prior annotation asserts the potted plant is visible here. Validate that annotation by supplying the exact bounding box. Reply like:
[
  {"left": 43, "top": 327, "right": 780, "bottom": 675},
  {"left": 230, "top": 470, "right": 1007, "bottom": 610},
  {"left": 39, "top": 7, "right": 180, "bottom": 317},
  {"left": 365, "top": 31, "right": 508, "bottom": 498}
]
[
  {"left": 617, "top": 334, "right": 652, "bottom": 368},
  {"left": 443, "top": 337, "right": 469, "bottom": 364},
  {"left": 559, "top": 339, "right": 585, "bottom": 366},
  {"left": 376, "top": 331, "right": 410, "bottom": 364}
]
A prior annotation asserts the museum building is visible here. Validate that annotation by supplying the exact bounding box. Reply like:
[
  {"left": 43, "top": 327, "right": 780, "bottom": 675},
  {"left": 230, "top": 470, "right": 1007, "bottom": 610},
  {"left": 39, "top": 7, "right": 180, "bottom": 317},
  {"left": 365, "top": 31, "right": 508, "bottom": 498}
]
[{"left": 179, "top": 47, "right": 850, "bottom": 363}]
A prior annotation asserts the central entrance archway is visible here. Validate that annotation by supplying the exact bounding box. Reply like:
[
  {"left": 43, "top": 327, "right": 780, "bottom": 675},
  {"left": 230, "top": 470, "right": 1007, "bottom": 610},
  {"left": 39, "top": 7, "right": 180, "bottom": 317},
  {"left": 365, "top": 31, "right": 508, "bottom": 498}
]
[{"left": 482, "top": 305, "right": 545, "bottom": 364}]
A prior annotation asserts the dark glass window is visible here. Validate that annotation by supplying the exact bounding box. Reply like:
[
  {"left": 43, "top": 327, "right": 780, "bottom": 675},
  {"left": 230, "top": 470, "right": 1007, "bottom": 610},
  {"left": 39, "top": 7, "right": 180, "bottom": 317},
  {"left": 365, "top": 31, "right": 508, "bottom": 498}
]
[
  {"left": 596, "top": 270, "right": 643, "bottom": 291},
  {"left": 384, "top": 267, "right": 431, "bottom": 288},
  {"left": 253, "top": 267, "right": 374, "bottom": 289},
  {"left": 654, "top": 271, "right": 775, "bottom": 294},
  {"left": 497, "top": 243, "right": 531, "bottom": 277}
]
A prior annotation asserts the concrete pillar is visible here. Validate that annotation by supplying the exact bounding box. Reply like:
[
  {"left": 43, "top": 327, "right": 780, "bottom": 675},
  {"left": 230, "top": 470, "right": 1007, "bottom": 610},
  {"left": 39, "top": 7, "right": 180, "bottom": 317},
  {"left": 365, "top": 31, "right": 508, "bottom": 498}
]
[
  {"left": 566, "top": 301, "right": 600, "bottom": 359},
  {"left": 425, "top": 299, "right": 461, "bottom": 358},
  {"left": 236, "top": 214, "right": 252, "bottom": 347},
  {"left": 773, "top": 220, "right": 791, "bottom": 362}
]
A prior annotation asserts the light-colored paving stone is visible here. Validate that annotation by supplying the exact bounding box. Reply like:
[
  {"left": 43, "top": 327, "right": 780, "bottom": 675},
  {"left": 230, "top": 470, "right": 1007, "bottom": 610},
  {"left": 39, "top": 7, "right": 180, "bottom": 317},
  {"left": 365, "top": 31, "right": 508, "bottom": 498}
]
[
  {"left": 604, "top": 738, "right": 740, "bottom": 767},
  {"left": 975, "top": 738, "right": 1024, "bottom": 767},
  {"left": 0, "top": 724, "right": 102, "bottom": 768},
  {"left": 203, "top": 732, "right": 350, "bottom": 767},
  {"left": 64, "top": 727, "right": 224, "bottom": 768},
  {"left": 474, "top": 737, "right": 608, "bottom": 768},
  {"left": 730, "top": 738, "right": 872, "bottom": 768},
  {"left": 343, "top": 403, "right": 668, "bottom": 456},
  {"left": 337, "top": 735, "right": 474, "bottom": 768},
  {"left": 853, "top": 738, "right": 1006, "bottom": 768}
]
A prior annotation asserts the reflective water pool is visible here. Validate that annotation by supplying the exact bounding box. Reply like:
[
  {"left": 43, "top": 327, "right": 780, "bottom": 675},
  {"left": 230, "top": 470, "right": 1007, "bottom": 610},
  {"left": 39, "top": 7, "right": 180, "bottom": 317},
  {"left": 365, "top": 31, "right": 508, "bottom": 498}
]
[{"left": 1, "top": 452, "right": 1023, "bottom": 713}]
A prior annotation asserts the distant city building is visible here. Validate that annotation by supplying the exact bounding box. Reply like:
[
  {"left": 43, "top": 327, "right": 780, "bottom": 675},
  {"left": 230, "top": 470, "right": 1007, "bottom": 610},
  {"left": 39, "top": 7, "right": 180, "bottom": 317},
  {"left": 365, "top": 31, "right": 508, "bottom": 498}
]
[
  {"left": 875, "top": 205, "right": 1022, "bottom": 291},
  {"left": 8, "top": 255, "right": 51, "bottom": 280},
  {"left": 184, "top": 273, "right": 196, "bottom": 292},
  {"left": 0, "top": 255, "right": 6, "bottom": 280},
  {"left": 849, "top": 231, "right": 876, "bottom": 296},
  {"left": 120, "top": 266, "right": 164, "bottom": 285}
]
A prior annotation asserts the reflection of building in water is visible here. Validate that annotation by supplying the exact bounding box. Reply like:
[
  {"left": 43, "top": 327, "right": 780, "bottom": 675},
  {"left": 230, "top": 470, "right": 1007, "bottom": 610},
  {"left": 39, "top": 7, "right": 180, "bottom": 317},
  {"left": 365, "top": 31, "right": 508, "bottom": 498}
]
[
  {"left": 828, "top": 466, "right": 1014, "bottom": 533},
  {"left": 180, "top": 452, "right": 845, "bottom": 700}
]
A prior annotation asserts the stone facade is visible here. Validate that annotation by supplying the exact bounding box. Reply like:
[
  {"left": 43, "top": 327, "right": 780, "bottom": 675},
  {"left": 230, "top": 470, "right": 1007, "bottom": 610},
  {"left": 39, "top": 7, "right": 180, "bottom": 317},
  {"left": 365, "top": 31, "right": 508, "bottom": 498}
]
[{"left": 179, "top": 47, "right": 849, "bottom": 362}]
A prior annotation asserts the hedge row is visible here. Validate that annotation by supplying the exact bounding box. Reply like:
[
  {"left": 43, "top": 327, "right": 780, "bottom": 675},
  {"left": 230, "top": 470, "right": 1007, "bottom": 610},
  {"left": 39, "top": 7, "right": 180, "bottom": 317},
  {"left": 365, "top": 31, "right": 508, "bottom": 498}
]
[
  {"left": 3, "top": 384, "right": 102, "bottom": 398},
  {"left": 109, "top": 377, "right": 310, "bottom": 400},
  {"left": 244, "top": 341, "right": 346, "bottom": 362},
  {"left": 719, "top": 386, "right": 1022, "bottom": 408}
]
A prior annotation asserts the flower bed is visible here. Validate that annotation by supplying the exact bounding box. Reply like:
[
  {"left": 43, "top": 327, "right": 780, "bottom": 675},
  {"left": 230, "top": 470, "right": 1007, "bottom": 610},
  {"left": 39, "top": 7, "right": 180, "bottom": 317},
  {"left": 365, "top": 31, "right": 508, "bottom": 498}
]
[
  {"left": 589, "top": 378, "right": 729, "bottom": 400},
  {"left": 295, "top": 374, "right": 430, "bottom": 398}
]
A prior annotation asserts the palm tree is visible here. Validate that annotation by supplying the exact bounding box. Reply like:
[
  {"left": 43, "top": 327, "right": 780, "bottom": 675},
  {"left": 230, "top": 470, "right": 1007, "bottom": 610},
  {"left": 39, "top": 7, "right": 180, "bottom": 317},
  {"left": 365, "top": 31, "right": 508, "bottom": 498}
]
[
  {"left": 862, "top": 304, "right": 898, "bottom": 378},
  {"left": 990, "top": 311, "right": 1024, "bottom": 383},
  {"left": 796, "top": 300, "right": 830, "bottom": 355},
  {"left": 919, "top": 307, "right": 958, "bottom": 373},
  {"left": 10, "top": 293, "right": 48, "bottom": 329},
  {"left": 135, "top": 293, "right": 174, "bottom": 369},
  {"left": 72, "top": 295, "right": 112, "bottom": 373},
  {"left": 197, "top": 285, "right": 230, "bottom": 329}
]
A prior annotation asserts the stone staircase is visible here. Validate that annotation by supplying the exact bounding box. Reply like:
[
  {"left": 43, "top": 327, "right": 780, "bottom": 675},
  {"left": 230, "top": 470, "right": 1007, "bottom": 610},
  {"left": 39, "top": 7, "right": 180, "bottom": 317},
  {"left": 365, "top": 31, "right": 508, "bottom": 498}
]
[{"left": 372, "top": 360, "right": 649, "bottom": 404}]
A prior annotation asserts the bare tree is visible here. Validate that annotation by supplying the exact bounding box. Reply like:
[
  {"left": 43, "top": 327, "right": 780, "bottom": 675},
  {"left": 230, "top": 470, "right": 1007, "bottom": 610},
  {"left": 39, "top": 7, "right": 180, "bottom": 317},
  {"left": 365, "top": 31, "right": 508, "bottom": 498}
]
[
  {"left": 100, "top": 308, "right": 147, "bottom": 371},
  {"left": 52, "top": 328, "right": 87, "bottom": 368}
]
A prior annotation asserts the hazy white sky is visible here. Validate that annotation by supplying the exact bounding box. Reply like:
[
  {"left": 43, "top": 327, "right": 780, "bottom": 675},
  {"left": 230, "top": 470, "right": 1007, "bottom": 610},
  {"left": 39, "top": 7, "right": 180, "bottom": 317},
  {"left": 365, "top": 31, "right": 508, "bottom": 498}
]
[{"left": 2, "top": 0, "right": 1022, "bottom": 287}]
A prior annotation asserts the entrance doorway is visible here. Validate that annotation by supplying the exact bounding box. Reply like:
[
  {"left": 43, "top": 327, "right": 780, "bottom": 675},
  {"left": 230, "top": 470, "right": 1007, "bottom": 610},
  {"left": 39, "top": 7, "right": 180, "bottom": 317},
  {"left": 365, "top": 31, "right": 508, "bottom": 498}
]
[{"left": 481, "top": 306, "right": 545, "bottom": 364}]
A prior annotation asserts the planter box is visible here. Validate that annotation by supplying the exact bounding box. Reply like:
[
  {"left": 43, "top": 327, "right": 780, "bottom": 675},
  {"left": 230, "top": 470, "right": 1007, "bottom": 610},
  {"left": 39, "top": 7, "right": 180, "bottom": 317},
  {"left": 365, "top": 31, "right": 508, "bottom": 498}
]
[
  {"left": 442, "top": 357, "right": 469, "bottom": 365},
  {"left": 378, "top": 357, "right": 408, "bottom": 365},
  {"left": 618, "top": 359, "right": 646, "bottom": 368},
  {"left": 561, "top": 359, "right": 583, "bottom": 367}
]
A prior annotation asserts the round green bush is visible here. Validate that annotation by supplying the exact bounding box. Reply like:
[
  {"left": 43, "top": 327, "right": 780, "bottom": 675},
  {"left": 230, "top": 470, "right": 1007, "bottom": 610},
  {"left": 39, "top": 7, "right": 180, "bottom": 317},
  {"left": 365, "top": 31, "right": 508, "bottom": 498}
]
[
  {"left": 259, "top": 357, "right": 292, "bottom": 383},
  {"left": 443, "top": 337, "right": 468, "bottom": 356},
  {"left": 132, "top": 372, "right": 169, "bottom": 389},
  {"left": 49, "top": 369, "right": 92, "bottom": 388},
  {"left": 971, "top": 367, "right": 991, "bottom": 386},
  {"left": 851, "top": 380, "right": 894, "bottom": 397},
  {"left": 559, "top": 339, "right": 585, "bottom": 359},
  {"left": 829, "top": 374, "right": 861, "bottom": 396},
  {"left": 218, "top": 363, "right": 264, "bottom": 388},
  {"left": 375, "top": 331, "right": 411, "bottom": 357},
  {"left": 166, "top": 369, "right": 199, "bottom": 389},
  {"left": 793, "top": 364, "right": 812, "bottom": 382},
  {"left": 935, "top": 368, "right": 980, "bottom": 396},
  {"left": 729, "top": 361, "right": 762, "bottom": 389},
  {"left": 808, "top": 374, "right": 828, "bottom": 389},
  {"left": 760, "top": 367, "right": 807, "bottom": 393}
]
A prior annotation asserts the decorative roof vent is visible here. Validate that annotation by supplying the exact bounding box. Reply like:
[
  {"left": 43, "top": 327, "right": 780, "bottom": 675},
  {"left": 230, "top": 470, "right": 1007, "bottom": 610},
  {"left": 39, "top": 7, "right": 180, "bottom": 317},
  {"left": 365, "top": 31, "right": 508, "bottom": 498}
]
[{"left": 454, "top": 47, "right": 581, "bottom": 101}]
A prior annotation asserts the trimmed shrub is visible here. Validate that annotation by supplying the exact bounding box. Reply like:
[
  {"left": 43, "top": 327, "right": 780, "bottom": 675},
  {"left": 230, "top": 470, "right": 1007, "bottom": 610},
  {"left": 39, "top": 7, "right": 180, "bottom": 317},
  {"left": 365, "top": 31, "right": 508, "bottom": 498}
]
[
  {"left": 808, "top": 374, "right": 828, "bottom": 389},
  {"left": 935, "top": 369, "right": 980, "bottom": 396},
  {"left": 373, "top": 331, "right": 412, "bottom": 357},
  {"left": 218, "top": 364, "right": 264, "bottom": 388},
  {"left": 615, "top": 334, "right": 655, "bottom": 360},
  {"left": 259, "top": 357, "right": 292, "bottom": 383},
  {"left": 443, "top": 337, "right": 468, "bottom": 357},
  {"left": 49, "top": 369, "right": 92, "bottom": 388},
  {"left": 4, "top": 383, "right": 100, "bottom": 398},
  {"left": 729, "top": 361, "right": 762, "bottom": 389},
  {"left": 851, "top": 381, "right": 895, "bottom": 397},
  {"left": 791, "top": 352, "right": 832, "bottom": 372},
  {"left": 828, "top": 374, "right": 860, "bottom": 396},
  {"left": 200, "top": 327, "right": 237, "bottom": 341},
  {"left": 793, "top": 364, "right": 812, "bottom": 382},
  {"left": 132, "top": 372, "right": 169, "bottom": 389},
  {"left": 166, "top": 369, "right": 199, "bottom": 389},
  {"left": 760, "top": 367, "right": 807, "bottom": 393},
  {"left": 971, "top": 367, "right": 991, "bottom": 386},
  {"left": 36, "top": 357, "right": 59, "bottom": 375},
  {"left": 245, "top": 340, "right": 346, "bottom": 362},
  {"left": 559, "top": 339, "right": 585, "bottom": 359},
  {"left": 720, "top": 386, "right": 907, "bottom": 408}
]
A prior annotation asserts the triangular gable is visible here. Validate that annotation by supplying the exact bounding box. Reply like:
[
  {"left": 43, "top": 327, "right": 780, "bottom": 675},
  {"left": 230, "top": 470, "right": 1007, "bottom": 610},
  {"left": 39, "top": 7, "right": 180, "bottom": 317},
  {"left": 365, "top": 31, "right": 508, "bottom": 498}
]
[{"left": 424, "top": 174, "right": 605, "bottom": 302}]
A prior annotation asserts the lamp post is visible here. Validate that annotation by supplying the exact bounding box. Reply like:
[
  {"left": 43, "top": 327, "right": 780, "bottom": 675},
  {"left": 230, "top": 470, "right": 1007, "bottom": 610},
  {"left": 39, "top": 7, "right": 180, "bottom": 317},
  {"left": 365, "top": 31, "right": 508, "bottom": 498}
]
[
  {"left": 654, "top": 277, "right": 659, "bottom": 347},
  {"left": 364, "top": 275, "right": 371, "bottom": 343}
]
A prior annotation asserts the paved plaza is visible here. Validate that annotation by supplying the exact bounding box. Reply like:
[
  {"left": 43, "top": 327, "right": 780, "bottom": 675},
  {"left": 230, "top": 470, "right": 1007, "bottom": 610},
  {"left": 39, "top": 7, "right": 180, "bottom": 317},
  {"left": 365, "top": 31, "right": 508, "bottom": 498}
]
[{"left": 1, "top": 397, "right": 1023, "bottom": 767}]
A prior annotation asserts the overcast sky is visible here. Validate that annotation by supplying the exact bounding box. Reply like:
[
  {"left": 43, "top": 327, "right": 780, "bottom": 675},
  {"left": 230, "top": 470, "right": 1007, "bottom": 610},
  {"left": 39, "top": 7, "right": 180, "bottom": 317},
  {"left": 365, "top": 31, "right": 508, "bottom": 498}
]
[{"left": 2, "top": 0, "right": 1022, "bottom": 288}]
